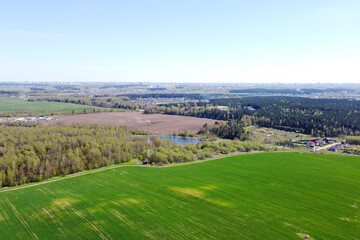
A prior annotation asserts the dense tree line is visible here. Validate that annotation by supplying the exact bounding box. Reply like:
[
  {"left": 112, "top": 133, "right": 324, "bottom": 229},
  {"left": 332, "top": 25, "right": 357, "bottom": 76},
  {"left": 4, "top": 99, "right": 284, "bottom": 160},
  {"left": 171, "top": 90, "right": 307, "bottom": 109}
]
[
  {"left": 0, "top": 107, "right": 112, "bottom": 118},
  {"left": 211, "top": 97, "right": 360, "bottom": 137},
  {"left": 0, "top": 110, "right": 40, "bottom": 118},
  {"left": 344, "top": 136, "right": 360, "bottom": 145},
  {"left": 0, "top": 124, "right": 147, "bottom": 187},
  {"left": 198, "top": 121, "right": 248, "bottom": 140},
  {"left": 53, "top": 85, "right": 81, "bottom": 91},
  {"left": 229, "top": 88, "right": 353, "bottom": 95},
  {"left": 151, "top": 140, "right": 268, "bottom": 164},
  {"left": 99, "top": 84, "right": 140, "bottom": 89},
  {"left": 122, "top": 93, "right": 205, "bottom": 100},
  {"left": 230, "top": 88, "right": 300, "bottom": 94},
  {"left": 0, "top": 91, "right": 19, "bottom": 97},
  {"left": 129, "top": 129, "right": 150, "bottom": 135},
  {"left": 29, "top": 97, "right": 143, "bottom": 111},
  {"left": 28, "top": 94, "right": 206, "bottom": 112},
  {"left": 147, "top": 97, "right": 360, "bottom": 137},
  {"left": 148, "top": 88, "right": 167, "bottom": 91}
]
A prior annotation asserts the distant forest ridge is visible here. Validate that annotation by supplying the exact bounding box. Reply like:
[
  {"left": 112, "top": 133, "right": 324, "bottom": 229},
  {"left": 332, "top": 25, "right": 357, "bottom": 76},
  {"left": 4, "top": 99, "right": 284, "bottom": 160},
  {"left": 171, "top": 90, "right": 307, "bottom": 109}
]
[
  {"left": 151, "top": 96, "right": 360, "bottom": 137},
  {"left": 122, "top": 93, "right": 206, "bottom": 100},
  {"left": 229, "top": 88, "right": 354, "bottom": 94},
  {"left": 0, "top": 90, "right": 20, "bottom": 96}
]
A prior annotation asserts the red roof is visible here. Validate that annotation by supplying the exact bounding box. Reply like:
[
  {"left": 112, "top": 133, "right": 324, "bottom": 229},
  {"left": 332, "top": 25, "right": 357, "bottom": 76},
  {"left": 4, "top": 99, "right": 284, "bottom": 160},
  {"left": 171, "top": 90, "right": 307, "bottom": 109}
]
[{"left": 307, "top": 141, "right": 315, "bottom": 147}]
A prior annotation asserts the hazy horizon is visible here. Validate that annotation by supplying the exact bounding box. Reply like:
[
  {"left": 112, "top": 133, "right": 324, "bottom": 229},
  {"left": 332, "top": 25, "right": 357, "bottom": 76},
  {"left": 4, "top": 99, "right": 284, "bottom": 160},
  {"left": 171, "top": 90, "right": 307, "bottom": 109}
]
[
  {"left": 1, "top": 1, "right": 360, "bottom": 83},
  {"left": 2, "top": 81, "right": 360, "bottom": 87}
]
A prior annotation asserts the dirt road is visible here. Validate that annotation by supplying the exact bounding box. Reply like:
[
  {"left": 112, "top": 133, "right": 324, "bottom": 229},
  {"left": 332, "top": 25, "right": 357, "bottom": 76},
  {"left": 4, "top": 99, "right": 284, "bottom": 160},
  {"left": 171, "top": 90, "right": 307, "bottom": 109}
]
[{"left": 316, "top": 142, "right": 339, "bottom": 151}]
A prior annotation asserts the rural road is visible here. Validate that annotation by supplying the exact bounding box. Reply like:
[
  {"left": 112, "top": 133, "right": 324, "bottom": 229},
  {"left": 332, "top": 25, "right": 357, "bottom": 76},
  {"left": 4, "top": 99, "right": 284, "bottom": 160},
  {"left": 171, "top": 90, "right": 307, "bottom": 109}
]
[{"left": 316, "top": 142, "right": 339, "bottom": 151}]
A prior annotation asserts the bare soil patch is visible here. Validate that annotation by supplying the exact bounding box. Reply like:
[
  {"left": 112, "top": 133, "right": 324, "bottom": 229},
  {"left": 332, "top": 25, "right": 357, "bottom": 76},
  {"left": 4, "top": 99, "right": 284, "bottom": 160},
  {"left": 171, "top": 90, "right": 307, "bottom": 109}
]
[
  {"left": 296, "top": 233, "right": 313, "bottom": 239},
  {"left": 55, "top": 112, "right": 217, "bottom": 134}
]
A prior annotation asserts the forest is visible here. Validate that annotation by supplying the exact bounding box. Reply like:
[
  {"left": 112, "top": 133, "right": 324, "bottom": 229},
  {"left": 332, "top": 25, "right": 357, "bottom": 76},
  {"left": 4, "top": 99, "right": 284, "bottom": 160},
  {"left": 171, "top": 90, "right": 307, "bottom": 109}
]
[
  {"left": 198, "top": 121, "right": 248, "bottom": 140},
  {"left": 147, "top": 97, "right": 360, "bottom": 137},
  {"left": 28, "top": 94, "right": 208, "bottom": 111},
  {"left": 122, "top": 93, "right": 205, "bottom": 99},
  {"left": 29, "top": 96, "right": 143, "bottom": 111},
  {"left": 0, "top": 90, "right": 19, "bottom": 97},
  {"left": 229, "top": 88, "right": 353, "bottom": 95},
  {"left": 0, "top": 123, "right": 266, "bottom": 187}
]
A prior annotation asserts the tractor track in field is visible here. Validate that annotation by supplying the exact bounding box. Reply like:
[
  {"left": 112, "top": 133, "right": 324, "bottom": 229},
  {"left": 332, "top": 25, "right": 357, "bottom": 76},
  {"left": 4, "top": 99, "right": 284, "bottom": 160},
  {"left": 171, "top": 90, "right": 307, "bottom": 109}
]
[
  {"left": 0, "top": 151, "right": 267, "bottom": 194},
  {"left": 3, "top": 196, "right": 39, "bottom": 240},
  {"left": 64, "top": 201, "right": 108, "bottom": 240}
]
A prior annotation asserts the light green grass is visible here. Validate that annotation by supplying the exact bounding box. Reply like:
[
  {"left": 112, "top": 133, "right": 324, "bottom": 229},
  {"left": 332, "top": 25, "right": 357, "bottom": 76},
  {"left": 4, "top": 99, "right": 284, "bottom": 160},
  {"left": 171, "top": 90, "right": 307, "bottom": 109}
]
[
  {"left": 246, "top": 126, "right": 310, "bottom": 145},
  {"left": 0, "top": 152, "right": 359, "bottom": 239},
  {"left": 0, "top": 98, "right": 103, "bottom": 114}
]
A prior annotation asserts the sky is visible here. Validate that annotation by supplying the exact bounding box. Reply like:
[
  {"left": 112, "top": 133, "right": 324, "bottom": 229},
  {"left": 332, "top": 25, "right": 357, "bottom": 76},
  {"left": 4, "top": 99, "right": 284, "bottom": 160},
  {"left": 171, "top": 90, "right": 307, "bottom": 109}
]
[{"left": 0, "top": 0, "right": 360, "bottom": 83}]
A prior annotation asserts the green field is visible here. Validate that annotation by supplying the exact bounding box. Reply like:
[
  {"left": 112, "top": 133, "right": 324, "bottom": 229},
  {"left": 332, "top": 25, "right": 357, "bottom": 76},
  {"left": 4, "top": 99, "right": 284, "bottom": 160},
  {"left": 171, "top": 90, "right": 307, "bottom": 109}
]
[
  {"left": 0, "top": 152, "right": 359, "bottom": 239},
  {"left": 0, "top": 98, "right": 102, "bottom": 114}
]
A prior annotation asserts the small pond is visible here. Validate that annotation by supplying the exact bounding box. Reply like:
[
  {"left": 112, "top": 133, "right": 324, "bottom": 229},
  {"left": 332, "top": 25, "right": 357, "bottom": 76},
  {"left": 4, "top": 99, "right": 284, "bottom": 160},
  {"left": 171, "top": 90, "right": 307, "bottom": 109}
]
[{"left": 159, "top": 135, "right": 204, "bottom": 145}]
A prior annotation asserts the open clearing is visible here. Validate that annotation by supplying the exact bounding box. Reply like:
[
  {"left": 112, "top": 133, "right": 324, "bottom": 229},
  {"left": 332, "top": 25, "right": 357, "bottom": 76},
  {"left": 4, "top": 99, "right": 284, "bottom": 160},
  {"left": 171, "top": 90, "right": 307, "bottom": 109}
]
[
  {"left": 56, "top": 112, "right": 218, "bottom": 134},
  {"left": 0, "top": 98, "right": 102, "bottom": 114},
  {"left": 0, "top": 152, "right": 359, "bottom": 239}
]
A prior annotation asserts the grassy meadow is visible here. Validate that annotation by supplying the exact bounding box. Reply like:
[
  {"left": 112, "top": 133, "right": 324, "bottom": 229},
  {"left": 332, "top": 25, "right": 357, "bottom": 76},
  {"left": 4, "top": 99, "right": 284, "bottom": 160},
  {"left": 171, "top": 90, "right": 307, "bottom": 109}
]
[
  {"left": 0, "top": 98, "right": 101, "bottom": 114},
  {"left": 0, "top": 152, "right": 359, "bottom": 239}
]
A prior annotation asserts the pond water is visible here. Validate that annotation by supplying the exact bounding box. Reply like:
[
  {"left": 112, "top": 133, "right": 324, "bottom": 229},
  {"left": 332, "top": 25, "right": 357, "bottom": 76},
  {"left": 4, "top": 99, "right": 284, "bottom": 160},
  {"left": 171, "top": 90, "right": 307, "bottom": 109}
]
[{"left": 159, "top": 135, "right": 204, "bottom": 145}]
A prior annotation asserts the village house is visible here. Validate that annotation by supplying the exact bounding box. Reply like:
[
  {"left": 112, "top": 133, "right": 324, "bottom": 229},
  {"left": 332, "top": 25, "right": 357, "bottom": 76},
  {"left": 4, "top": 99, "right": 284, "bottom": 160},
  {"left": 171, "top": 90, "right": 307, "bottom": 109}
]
[
  {"left": 307, "top": 141, "right": 316, "bottom": 147},
  {"left": 329, "top": 143, "right": 347, "bottom": 152}
]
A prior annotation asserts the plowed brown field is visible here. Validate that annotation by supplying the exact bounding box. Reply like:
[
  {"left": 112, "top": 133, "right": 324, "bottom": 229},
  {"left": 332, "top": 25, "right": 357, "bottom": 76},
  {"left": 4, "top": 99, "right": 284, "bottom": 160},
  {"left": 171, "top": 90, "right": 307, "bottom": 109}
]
[{"left": 56, "top": 112, "right": 218, "bottom": 134}]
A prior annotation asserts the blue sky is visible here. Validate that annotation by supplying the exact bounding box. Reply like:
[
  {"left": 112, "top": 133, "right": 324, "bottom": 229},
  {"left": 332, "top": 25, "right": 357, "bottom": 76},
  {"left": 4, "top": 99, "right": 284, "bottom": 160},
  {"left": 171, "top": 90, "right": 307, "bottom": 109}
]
[{"left": 1, "top": 0, "right": 359, "bottom": 83}]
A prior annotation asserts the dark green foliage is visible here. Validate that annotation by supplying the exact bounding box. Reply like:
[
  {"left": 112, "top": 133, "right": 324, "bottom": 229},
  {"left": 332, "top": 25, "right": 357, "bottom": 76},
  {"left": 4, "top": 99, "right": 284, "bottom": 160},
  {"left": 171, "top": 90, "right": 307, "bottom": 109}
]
[
  {"left": 29, "top": 96, "right": 142, "bottom": 111},
  {"left": 199, "top": 120, "right": 248, "bottom": 140},
  {"left": 129, "top": 129, "right": 150, "bottom": 135},
  {"left": 0, "top": 124, "right": 146, "bottom": 187},
  {"left": 151, "top": 97, "right": 360, "bottom": 137},
  {"left": 345, "top": 136, "right": 360, "bottom": 145},
  {"left": 98, "top": 84, "right": 140, "bottom": 89},
  {"left": 229, "top": 88, "right": 353, "bottom": 95},
  {"left": 124, "top": 93, "right": 204, "bottom": 100},
  {"left": 148, "top": 87, "right": 167, "bottom": 91},
  {"left": 230, "top": 88, "right": 300, "bottom": 94},
  {"left": 0, "top": 90, "right": 20, "bottom": 97}
]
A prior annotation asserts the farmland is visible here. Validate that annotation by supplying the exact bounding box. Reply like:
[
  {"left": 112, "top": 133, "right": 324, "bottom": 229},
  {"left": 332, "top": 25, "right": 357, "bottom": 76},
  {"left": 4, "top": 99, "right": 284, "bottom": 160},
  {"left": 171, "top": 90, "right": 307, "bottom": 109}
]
[
  {"left": 56, "top": 112, "right": 218, "bottom": 134},
  {"left": 0, "top": 152, "right": 359, "bottom": 239},
  {"left": 0, "top": 98, "right": 102, "bottom": 114}
]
